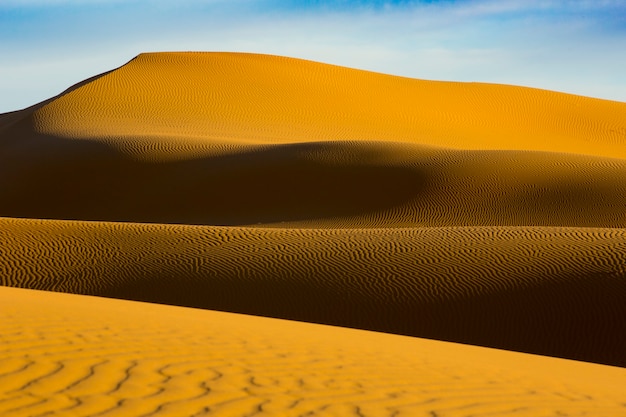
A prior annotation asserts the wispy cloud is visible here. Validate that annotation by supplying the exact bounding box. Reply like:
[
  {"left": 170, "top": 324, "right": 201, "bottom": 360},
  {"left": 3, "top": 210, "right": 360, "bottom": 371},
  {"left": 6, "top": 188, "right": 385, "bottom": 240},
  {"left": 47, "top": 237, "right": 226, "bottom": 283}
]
[{"left": 1, "top": 0, "right": 625, "bottom": 112}]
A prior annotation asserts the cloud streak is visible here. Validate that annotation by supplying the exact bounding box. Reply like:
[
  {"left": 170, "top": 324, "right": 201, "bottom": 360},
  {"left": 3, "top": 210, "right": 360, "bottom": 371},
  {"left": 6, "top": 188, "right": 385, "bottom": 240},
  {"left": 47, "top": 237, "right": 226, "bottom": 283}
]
[{"left": 1, "top": 0, "right": 625, "bottom": 112}]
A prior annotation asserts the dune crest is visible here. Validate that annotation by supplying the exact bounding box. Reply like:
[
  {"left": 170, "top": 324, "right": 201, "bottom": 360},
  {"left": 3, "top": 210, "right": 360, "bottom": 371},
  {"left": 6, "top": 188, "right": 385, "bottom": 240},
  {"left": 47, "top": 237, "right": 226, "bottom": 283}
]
[
  {"left": 23, "top": 52, "right": 626, "bottom": 160},
  {"left": 2, "top": 217, "right": 625, "bottom": 367}
]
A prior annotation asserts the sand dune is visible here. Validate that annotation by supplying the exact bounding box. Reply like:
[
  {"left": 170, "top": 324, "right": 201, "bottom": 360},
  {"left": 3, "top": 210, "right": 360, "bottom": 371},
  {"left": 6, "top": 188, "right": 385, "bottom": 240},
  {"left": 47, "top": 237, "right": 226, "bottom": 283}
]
[
  {"left": 1, "top": 52, "right": 626, "bottom": 412},
  {"left": 1, "top": 53, "right": 625, "bottom": 228},
  {"left": 27, "top": 52, "right": 626, "bottom": 159},
  {"left": 2, "top": 216, "right": 625, "bottom": 368},
  {"left": 2, "top": 286, "right": 626, "bottom": 417}
]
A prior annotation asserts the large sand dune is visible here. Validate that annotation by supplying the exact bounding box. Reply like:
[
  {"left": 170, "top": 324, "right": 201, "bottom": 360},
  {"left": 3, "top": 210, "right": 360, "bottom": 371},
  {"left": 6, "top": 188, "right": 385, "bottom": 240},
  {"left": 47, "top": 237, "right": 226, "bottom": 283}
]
[
  {"left": 1, "top": 52, "right": 626, "bottom": 413},
  {"left": 2, "top": 138, "right": 626, "bottom": 227},
  {"left": 2, "top": 286, "right": 626, "bottom": 417},
  {"left": 1, "top": 53, "right": 625, "bottom": 227},
  {"left": 25, "top": 53, "right": 626, "bottom": 158}
]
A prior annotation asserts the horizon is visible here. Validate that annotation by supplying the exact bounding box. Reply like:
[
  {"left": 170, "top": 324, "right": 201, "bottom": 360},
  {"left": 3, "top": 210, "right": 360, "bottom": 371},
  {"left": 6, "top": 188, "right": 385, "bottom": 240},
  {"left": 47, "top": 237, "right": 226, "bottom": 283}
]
[{"left": 1, "top": 0, "right": 626, "bottom": 113}]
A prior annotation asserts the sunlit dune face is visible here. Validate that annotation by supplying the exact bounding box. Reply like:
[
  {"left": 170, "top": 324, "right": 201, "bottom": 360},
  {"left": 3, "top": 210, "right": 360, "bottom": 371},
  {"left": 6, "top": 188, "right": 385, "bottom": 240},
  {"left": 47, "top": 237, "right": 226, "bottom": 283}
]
[{"left": 33, "top": 52, "right": 626, "bottom": 159}]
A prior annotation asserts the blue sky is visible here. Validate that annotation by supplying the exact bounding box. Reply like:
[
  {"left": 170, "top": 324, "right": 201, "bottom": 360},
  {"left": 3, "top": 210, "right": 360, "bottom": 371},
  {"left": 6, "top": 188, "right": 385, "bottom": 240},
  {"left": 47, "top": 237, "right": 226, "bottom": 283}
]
[{"left": 1, "top": 0, "right": 625, "bottom": 112}]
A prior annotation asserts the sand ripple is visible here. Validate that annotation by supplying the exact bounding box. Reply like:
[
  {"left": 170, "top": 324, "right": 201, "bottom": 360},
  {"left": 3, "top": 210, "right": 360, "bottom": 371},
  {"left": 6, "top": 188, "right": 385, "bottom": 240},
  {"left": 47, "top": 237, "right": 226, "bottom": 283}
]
[
  {"left": 1, "top": 217, "right": 625, "bottom": 367},
  {"left": 1, "top": 286, "right": 625, "bottom": 417}
]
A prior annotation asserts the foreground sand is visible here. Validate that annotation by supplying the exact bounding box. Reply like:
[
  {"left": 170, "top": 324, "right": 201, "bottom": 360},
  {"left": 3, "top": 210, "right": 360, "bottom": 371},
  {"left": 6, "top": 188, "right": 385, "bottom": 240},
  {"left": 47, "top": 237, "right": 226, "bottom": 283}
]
[{"left": 2, "top": 286, "right": 626, "bottom": 417}]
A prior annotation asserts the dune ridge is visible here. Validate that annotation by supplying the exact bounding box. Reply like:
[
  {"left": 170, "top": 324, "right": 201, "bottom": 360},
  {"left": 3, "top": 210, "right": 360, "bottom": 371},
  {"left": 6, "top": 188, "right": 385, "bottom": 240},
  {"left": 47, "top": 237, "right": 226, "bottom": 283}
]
[
  {"left": 2, "top": 216, "right": 625, "bottom": 367},
  {"left": 29, "top": 52, "right": 626, "bottom": 160},
  {"left": 2, "top": 286, "right": 626, "bottom": 417}
]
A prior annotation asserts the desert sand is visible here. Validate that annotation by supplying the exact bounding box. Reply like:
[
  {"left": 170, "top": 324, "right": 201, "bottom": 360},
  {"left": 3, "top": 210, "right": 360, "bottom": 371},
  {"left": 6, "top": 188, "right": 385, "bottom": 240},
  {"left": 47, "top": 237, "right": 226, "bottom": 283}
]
[
  {"left": 1, "top": 52, "right": 626, "bottom": 415},
  {"left": 1, "top": 216, "right": 626, "bottom": 369},
  {"left": 2, "top": 286, "right": 626, "bottom": 417}
]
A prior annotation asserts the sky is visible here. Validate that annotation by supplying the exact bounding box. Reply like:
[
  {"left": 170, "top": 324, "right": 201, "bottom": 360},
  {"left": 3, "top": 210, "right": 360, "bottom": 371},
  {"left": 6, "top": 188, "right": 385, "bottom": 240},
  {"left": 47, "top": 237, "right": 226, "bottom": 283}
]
[{"left": 1, "top": 0, "right": 625, "bottom": 112}]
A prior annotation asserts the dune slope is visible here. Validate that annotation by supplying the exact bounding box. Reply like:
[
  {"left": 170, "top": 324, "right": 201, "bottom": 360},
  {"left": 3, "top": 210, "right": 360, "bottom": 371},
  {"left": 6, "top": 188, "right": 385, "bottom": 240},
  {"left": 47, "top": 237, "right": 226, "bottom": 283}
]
[
  {"left": 2, "top": 217, "right": 625, "bottom": 367},
  {"left": 0, "top": 53, "right": 626, "bottom": 228},
  {"left": 29, "top": 52, "right": 626, "bottom": 158},
  {"left": 1, "top": 53, "right": 625, "bottom": 227},
  {"left": 2, "top": 286, "right": 626, "bottom": 417},
  {"left": 1, "top": 138, "right": 625, "bottom": 227}
]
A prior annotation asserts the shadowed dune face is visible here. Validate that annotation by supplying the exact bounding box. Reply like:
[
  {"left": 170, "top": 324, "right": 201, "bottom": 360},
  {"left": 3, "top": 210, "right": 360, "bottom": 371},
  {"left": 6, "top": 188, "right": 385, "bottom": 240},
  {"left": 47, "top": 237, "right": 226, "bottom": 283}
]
[
  {"left": 1, "top": 127, "right": 625, "bottom": 227},
  {"left": 0, "top": 131, "right": 427, "bottom": 226},
  {"left": 1, "top": 52, "right": 625, "bottom": 228},
  {"left": 3, "top": 287, "right": 626, "bottom": 417},
  {"left": 2, "top": 217, "right": 625, "bottom": 367}
]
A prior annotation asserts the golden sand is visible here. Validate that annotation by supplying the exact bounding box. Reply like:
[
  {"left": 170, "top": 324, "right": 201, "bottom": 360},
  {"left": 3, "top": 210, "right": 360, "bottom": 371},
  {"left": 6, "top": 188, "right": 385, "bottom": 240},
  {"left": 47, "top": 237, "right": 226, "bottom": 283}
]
[
  {"left": 2, "top": 286, "right": 626, "bottom": 417},
  {"left": 31, "top": 53, "right": 626, "bottom": 159},
  {"left": 1, "top": 52, "right": 626, "bottom": 414}
]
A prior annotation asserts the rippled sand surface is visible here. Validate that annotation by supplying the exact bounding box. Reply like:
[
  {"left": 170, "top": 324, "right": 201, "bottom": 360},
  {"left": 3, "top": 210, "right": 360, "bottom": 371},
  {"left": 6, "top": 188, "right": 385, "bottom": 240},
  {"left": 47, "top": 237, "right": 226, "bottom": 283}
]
[{"left": 2, "top": 286, "right": 626, "bottom": 417}]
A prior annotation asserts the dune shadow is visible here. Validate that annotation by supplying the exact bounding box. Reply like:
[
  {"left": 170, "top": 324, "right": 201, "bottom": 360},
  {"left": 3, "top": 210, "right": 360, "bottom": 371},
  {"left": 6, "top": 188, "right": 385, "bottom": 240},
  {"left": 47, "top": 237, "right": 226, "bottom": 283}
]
[
  {"left": 106, "top": 264, "right": 626, "bottom": 368},
  {"left": 0, "top": 131, "right": 428, "bottom": 225}
]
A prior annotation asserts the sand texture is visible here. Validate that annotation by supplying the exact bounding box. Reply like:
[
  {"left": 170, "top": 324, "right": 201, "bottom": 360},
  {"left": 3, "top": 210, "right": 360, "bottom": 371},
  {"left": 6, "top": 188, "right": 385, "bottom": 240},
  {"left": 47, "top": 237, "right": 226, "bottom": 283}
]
[
  {"left": 2, "top": 286, "right": 626, "bottom": 417},
  {"left": 1, "top": 216, "right": 626, "bottom": 368},
  {"left": 1, "top": 52, "right": 626, "bottom": 414}
]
